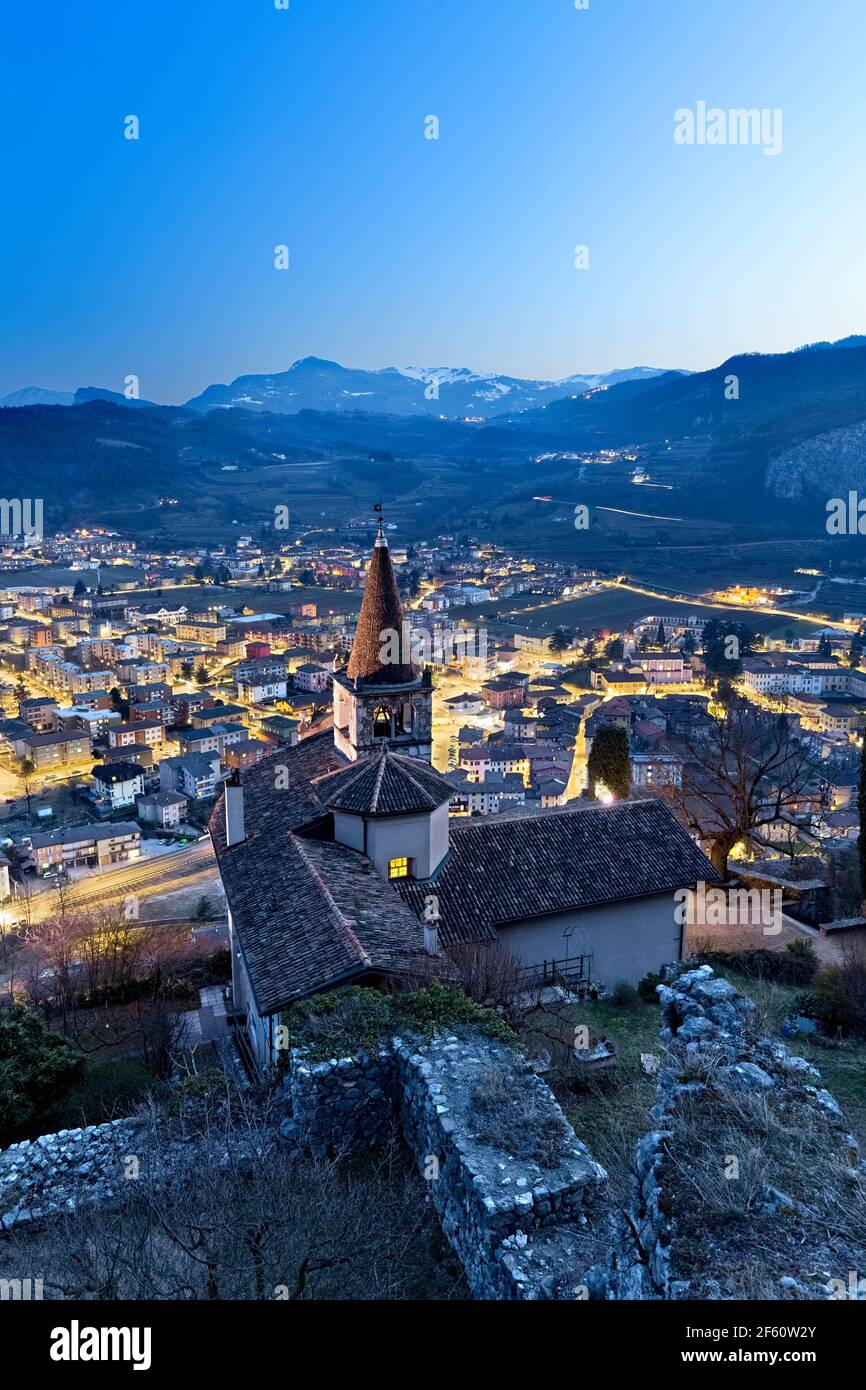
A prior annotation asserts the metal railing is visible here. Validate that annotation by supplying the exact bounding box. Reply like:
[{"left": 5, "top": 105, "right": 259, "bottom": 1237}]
[{"left": 516, "top": 956, "right": 592, "bottom": 990}]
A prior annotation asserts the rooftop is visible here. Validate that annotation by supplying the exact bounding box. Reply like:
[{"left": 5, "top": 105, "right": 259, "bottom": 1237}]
[
  {"left": 318, "top": 749, "right": 455, "bottom": 817},
  {"left": 394, "top": 799, "right": 719, "bottom": 946},
  {"left": 346, "top": 522, "right": 414, "bottom": 685}
]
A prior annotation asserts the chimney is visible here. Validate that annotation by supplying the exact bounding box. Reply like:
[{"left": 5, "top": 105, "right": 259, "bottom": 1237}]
[
  {"left": 423, "top": 919, "right": 440, "bottom": 956},
  {"left": 224, "top": 768, "right": 246, "bottom": 846}
]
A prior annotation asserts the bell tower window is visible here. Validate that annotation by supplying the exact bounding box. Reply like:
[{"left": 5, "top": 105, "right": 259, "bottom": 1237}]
[
  {"left": 373, "top": 705, "right": 392, "bottom": 738},
  {"left": 373, "top": 704, "right": 408, "bottom": 738}
]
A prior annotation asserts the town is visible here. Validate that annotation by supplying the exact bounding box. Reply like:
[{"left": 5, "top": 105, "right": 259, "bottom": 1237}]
[{"left": 3, "top": 0, "right": 865, "bottom": 1339}]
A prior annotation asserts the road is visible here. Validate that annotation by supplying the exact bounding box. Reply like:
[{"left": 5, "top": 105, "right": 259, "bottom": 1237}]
[
  {"left": 615, "top": 581, "right": 855, "bottom": 634},
  {"left": 17, "top": 839, "right": 221, "bottom": 922}
]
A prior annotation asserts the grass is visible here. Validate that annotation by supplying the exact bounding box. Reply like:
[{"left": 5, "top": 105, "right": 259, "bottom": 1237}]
[
  {"left": 468, "top": 1059, "right": 572, "bottom": 1168},
  {"left": 476, "top": 586, "right": 822, "bottom": 640},
  {"left": 660, "top": 1047, "right": 866, "bottom": 1299},
  {"left": 118, "top": 582, "right": 361, "bottom": 619},
  {"left": 709, "top": 966, "right": 866, "bottom": 1150},
  {"left": 519, "top": 995, "right": 660, "bottom": 1200}
]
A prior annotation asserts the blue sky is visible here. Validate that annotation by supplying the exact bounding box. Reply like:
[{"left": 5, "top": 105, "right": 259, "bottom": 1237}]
[{"left": 2, "top": 0, "right": 865, "bottom": 401}]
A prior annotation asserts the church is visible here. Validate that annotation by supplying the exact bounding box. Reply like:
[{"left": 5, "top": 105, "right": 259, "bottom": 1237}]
[{"left": 211, "top": 521, "right": 717, "bottom": 1072}]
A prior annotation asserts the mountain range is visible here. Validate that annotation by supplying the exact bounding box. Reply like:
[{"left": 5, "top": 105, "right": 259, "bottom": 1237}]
[
  {"left": 0, "top": 358, "right": 679, "bottom": 419},
  {"left": 3, "top": 338, "right": 866, "bottom": 538}
]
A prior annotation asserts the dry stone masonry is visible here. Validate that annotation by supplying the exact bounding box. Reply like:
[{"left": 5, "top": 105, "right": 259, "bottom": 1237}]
[
  {"left": 4, "top": 972, "right": 863, "bottom": 1302},
  {"left": 1, "top": 1118, "right": 145, "bottom": 1229},
  {"left": 286, "top": 1046, "right": 399, "bottom": 1155},
  {"left": 394, "top": 1035, "right": 611, "bottom": 1299},
  {"left": 622, "top": 964, "right": 866, "bottom": 1300}
]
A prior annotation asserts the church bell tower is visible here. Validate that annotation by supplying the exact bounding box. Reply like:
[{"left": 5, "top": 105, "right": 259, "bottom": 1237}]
[{"left": 332, "top": 517, "right": 433, "bottom": 762}]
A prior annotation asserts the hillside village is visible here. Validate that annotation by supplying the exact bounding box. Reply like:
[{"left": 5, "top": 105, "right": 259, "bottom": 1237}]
[{"left": 0, "top": 515, "right": 865, "bottom": 1309}]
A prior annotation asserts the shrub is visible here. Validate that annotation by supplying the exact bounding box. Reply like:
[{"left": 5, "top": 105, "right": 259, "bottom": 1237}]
[
  {"left": 168, "top": 1067, "right": 233, "bottom": 1116},
  {"left": 638, "top": 971, "right": 662, "bottom": 1003},
  {"left": 609, "top": 981, "right": 641, "bottom": 1011},
  {"left": 0, "top": 1004, "right": 85, "bottom": 1144},
  {"left": 468, "top": 1060, "right": 571, "bottom": 1167},
  {"left": 784, "top": 938, "right": 819, "bottom": 981},
  {"left": 694, "top": 946, "right": 817, "bottom": 987},
  {"left": 282, "top": 980, "right": 518, "bottom": 1061},
  {"left": 798, "top": 946, "right": 866, "bottom": 1037}
]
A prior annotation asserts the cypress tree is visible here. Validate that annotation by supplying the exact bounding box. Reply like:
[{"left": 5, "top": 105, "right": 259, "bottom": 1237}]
[{"left": 587, "top": 725, "right": 631, "bottom": 801}]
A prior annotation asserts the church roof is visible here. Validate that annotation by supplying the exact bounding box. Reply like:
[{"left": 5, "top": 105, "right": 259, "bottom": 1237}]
[
  {"left": 317, "top": 748, "right": 455, "bottom": 817},
  {"left": 211, "top": 736, "right": 719, "bottom": 1012},
  {"left": 392, "top": 799, "right": 719, "bottom": 945},
  {"left": 210, "top": 735, "right": 427, "bottom": 1012},
  {"left": 346, "top": 524, "right": 415, "bottom": 685}
]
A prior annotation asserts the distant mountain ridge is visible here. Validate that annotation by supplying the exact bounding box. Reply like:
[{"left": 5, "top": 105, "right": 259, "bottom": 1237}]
[
  {"left": 181, "top": 356, "right": 681, "bottom": 418},
  {"left": 0, "top": 358, "right": 682, "bottom": 418},
  {"left": 2, "top": 336, "right": 866, "bottom": 533},
  {"left": 498, "top": 338, "right": 866, "bottom": 447},
  {"left": 0, "top": 386, "right": 75, "bottom": 408}
]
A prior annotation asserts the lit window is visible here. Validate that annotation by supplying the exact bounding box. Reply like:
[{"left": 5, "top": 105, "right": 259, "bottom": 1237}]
[{"left": 388, "top": 857, "right": 410, "bottom": 880}]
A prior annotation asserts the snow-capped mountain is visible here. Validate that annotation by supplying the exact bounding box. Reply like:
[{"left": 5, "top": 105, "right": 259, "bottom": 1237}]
[
  {"left": 0, "top": 386, "right": 74, "bottom": 408},
  {"left": 183, "top": 356, "right": 682, "bottom": 418}
]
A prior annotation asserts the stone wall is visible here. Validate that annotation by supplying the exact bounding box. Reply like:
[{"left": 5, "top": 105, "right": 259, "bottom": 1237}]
[
  {"left": 284, "top": 1032, "right": 612, "bottom": 1298},
  {"left": 394, "top": 1034, "right": 610, "bottom": 1300},
  {"left": 8, "top": 978, "right": 857, "bottom": 1301},
  {"left": 286, "top": 1046, "right": 399, "bottom": 1156},
  {"left": 0, "top": 1118, "right": 145, "bottom": 1230},
  {"left": 625, "top": 964, "right": 865, "bottom": 1300}
]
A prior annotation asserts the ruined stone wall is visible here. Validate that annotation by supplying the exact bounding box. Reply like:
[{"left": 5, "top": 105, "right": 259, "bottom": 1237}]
[
  {"left": 625, "top": 964, "right": 864, "bottom": 1300},
  {"left": 1, "top": 1119, "right": 145, "bottom": 1230},
  {"left": 283, "top": 1032, "right": 612, "bottom": 1298},
  {"left": 286, "top": 1046, "right": 399, "bottom": 1156},
  {"left": 393, "top": 1034, "right": 610, "bottom": 1300}
]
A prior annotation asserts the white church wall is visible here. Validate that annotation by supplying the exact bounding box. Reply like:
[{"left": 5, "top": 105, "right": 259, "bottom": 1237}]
[
  {"left": 497, "top": 890, "right": 684, "bottom": 988},
  {"left": 366, "top": 801, "right": 450, "bottom": 881}
]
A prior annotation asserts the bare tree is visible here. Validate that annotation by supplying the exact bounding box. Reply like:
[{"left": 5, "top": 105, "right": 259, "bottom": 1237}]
[
  {"left": 1, "top": 1089, "right": 465, "bottom": 1301},
  {"left": 672, "top": 700, "right": 830, "bottom": 872}
]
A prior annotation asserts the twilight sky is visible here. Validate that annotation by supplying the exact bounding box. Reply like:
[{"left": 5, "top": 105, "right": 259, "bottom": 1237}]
[{"left": 2, "top": 0, "right": 865, "bottom": 402}]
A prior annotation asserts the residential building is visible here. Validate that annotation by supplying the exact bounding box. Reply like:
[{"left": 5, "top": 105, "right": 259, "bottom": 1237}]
[
  {"left": 237, "top": 677, "right": 289, "bottom": 704},
  {"left": 26, "top": 822, "right": 142, "bottom": 873},
  {"left": 90, "top": 761, "right": 146, "bottom": 809},
  {"left": 19, "top": 696, "right": 59, "bottom": 732},
  {"left": 21, "top": 730, "right": 92, "bottom": 769},
  {"left": 108, "top": 720, "right": 165, "bottom": 751},
  {"left": 224, "top": 738, "right": 270, "bottom": 770},
  {"left": 137, "top": 790, "right": 188, "bottom": 829},
  {"left": 293, "top": 662, "right": 331, "bottom": 694},
  {"left": 160, "top": 753, "right": 222, "bottom": 800}
]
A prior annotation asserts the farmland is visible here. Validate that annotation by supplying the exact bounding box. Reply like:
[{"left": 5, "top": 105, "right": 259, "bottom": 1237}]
[{"left": 473, "top": 583, "right": 828, "bottom": 641}]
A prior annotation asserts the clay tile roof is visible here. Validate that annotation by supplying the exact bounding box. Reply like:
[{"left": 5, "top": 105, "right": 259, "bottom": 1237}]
[
  {"left": 392, "top": 798, "right": 720, "bottom": 946},
  {"left": 318, "top": 748, "right": 455, "bottom": 817},
  {"left": 346, "top": 526, "right": 414, "bottom": 685},
  {"left": 209, "top": 735, "right": 427, "bottom": 1012}
]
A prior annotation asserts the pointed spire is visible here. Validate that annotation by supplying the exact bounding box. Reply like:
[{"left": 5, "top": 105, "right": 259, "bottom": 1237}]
[{"left": 347, "top": 514, "right": 415, "bottom": 685}]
